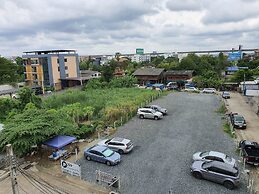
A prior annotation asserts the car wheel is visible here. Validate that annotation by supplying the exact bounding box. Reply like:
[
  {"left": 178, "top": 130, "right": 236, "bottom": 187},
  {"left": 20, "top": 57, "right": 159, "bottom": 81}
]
[
  {"left": 192, "top": 171, "right": 202, "bottom": 179},
  {"left": 154, "top": 116, "right": 159, "bottom": 120},
  {"left": 139, "top": 115, "right": 144, "bottom": 119},
  {"left": 223, "top": 181, "right": 234, "bottom": 190},
  {"left": 106, "top": 161, "right": 111, "bottom": 166},
  {"left": 118, "top": 149, "right": 124, "bottom": 154},
  {"left": 86, "top": 156, "right": 91, "bottom": 161}
]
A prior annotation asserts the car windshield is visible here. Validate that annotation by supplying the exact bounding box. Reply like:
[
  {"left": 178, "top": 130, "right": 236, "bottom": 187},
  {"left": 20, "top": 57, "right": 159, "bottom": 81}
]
[
  {"left": 223, "top": 92, "right": 229, "bottom": 95},
  {"left": 151, "top": 109, "right": 156, "bottom": 113},
  {"left": 102, "top": 148, "right": 114, "bottom": 157},
  {"left": 225, "top": 155, "right": 232, "bottom": 162},
  {"left": 234, "top": 116, "right": 244, "bottom": 121},
  {"left": 105, "top": 139, "right": 111, "bottom": 144},
  {"left": 200, "top": 151, "right": 209, "bottom": 157},
  {"left": 201, "top": 161, "right": 212, "bottom": 169}
]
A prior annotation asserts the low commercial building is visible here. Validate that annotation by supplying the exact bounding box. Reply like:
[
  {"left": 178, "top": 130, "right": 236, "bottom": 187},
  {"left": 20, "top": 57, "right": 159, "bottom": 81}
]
[
  {"left": 133, "top": 68, "right": 165, "bottom": 85},
  {"left": 23, "top": 50, "right": 80, "bottom": 91},
  {"left": 164, "top": 70, "right": 194, "bottom": 83}
]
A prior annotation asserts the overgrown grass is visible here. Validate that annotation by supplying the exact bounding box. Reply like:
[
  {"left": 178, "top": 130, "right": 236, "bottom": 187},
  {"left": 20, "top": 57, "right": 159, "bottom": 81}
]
[
  {"left": 216, "top": 103, "right": 227, "bottom": 114},
  {"left": 223, "top": 122, "right": 236, "bottom": 138},
  {"left": 43, "top": 88, "right": 165, "bottom": 125}
]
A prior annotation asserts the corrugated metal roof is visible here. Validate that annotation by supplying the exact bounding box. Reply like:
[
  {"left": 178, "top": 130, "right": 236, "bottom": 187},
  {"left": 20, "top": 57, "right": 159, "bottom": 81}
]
[
  {"left": 0, "top": 85, "right": 17, "bottom": 95},
  {"left": 165, "top": 70, "right": 194, "bottom": 76},
  {"left": 133, "top": 68, "right": 164, "bottom": 76}
]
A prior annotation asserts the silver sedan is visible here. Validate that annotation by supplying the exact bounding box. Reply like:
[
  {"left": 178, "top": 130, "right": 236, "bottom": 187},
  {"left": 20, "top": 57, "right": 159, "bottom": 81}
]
[{"left": 192, "top": 151, "right": 236, "bottom": 167}]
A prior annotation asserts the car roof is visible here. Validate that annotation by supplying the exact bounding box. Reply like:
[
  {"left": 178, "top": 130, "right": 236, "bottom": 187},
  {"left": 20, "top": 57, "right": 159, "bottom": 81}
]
[
  {"left": 208, "top": 151, "right": 226, "bottom": 158},
  {"left": 206, "top": 161, "right": 237, "bottom": 174},
  {"left": 90, "top": 145, "right": 107, "bottom": 152},
  {"left": 234, "top": 114, "right": 244, "bottom": 119},
  {"left": 111, "top": 137, "right": 130, "bottom": 143},
  {"left": 138, "top": 108, "right": 153, "bottom": 111}
]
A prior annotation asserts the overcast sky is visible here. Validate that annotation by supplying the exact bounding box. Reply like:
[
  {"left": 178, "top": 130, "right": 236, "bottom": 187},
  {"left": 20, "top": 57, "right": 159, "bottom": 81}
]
[{"left": 1, "top": 0, "right": 259, "bottom": 56}]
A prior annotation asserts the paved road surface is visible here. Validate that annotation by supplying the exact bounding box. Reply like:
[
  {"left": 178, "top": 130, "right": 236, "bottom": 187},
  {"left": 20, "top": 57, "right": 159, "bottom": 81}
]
[{"left": 79, "top": 92, "right": 247, "bottom": 194}]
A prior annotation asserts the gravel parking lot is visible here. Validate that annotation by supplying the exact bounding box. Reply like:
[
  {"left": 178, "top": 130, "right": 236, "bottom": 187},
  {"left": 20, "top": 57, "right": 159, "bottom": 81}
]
[{"left": 78, "top": 92, "right": 248, "bottom": 194}]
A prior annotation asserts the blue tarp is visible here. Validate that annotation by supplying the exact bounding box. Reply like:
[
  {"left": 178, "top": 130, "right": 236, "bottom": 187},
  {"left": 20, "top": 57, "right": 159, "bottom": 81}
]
[{"left": 43, "top": 135, "right": 76, "bottom": 149}]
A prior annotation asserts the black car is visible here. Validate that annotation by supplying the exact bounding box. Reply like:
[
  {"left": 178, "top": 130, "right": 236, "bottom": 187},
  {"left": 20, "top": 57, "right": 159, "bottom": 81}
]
[{"left": 229, "top": 113, "right": 246, "bottom": 129}]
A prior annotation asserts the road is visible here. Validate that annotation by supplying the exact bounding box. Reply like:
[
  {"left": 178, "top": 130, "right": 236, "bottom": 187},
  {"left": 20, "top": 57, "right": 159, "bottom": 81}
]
[{"left": 78, "top": 92, "right": 248, "bottom": 194}]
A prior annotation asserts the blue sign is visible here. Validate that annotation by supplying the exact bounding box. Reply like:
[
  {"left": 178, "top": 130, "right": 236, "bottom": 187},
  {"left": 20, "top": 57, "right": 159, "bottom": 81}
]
[{"left": 228, "top": 52, "right": 241, "bottom": 61}]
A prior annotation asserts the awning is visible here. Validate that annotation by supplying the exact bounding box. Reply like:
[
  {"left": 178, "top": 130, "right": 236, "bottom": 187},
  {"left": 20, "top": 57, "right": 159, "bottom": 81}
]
[{"left": 43, "top": 135, "right": 76, "bottom": 149}]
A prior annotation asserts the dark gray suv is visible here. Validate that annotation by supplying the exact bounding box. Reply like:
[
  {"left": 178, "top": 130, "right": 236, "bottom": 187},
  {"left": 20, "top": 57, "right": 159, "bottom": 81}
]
[{"left": 191, "top": 160, "right": 240, "bottom": 190}]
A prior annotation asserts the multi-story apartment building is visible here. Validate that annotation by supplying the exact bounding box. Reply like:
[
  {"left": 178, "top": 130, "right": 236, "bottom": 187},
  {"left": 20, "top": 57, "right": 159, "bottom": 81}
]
[
  {"left": 130, "top": 54, "right": 151, "bottom": 63},
  {"left": 23, "top": 50, "right": 80, "bottom": 91}
]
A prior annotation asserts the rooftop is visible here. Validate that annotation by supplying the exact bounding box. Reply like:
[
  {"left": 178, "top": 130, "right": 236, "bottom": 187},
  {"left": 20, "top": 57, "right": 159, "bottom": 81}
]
[
  {"left": 133, "top": 68, "right": 164, "bottom": 76},
  {"left": 23, "top": 49, "right": 77, "bottom": 55}
]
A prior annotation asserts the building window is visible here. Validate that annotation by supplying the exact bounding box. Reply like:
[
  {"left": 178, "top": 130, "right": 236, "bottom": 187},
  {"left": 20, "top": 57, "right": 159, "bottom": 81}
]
[
  {"left": 64, "top": 58, "right": 67, "bottom": 62},
  {"left": 58, "top": 67, "right": 60, "bottom": 71},
  {"left": 31, "top": 59, "right": 38, "bottom": 64},
  {"left": 65, "top": 66, "right": 68, "bottom": 70},
  {"left": 66, "top": 73, "right": 69, "bottom": 77},
  {"left": 57, "top": 59, "right": 59, "bottom": 63},
  {"left": 32, "top": 66, "right": 37, "bottom": 72}
]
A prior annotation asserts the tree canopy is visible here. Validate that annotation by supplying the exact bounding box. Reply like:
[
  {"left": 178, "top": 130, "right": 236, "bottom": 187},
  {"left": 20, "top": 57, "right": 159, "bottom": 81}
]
[{"left": 0, "top": 57, "right": 19, "bottom": 84}]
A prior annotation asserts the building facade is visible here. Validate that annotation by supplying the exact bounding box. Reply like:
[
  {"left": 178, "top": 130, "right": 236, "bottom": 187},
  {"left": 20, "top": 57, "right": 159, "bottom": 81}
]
[
  {"left": 130, "top": 54, "right": 151, "bottom": 63},
  {"left": 133, "top": 68, "right": 165, "bottom": 85},
  {"left": 23, "top": 50, "right": 80, "bottom": 90}
]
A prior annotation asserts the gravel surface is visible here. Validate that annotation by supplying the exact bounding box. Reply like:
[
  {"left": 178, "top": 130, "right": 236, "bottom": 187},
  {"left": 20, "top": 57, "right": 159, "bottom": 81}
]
[{"left": 78, "top": 92, "right": 248, "bottom": 194}]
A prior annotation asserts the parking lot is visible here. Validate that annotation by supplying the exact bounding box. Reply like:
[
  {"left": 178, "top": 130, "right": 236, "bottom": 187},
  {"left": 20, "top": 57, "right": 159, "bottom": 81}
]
[{"left": 78, "top": 92, "right": 248, "bottom": 194}]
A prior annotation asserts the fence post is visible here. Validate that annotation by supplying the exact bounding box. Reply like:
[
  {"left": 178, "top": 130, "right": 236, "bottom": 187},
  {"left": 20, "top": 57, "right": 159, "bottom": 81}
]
[{"left": 120, "top": 117, "right": 123, "bottom": 126}]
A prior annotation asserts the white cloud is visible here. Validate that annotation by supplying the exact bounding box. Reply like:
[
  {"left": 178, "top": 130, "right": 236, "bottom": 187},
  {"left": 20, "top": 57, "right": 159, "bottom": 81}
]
[{"left": 0, "top": 0, "right": 258, "bottom": 56}]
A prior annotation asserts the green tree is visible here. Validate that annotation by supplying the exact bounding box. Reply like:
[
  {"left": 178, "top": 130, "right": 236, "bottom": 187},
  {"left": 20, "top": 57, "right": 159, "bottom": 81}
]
[
  {"left": 108, "top": 76, "right": 137, "bottom": 88},
  {"left": 231, "top": 69, "right": 254, "bottom": 83},
  {"left": 0, "top": 57, "right": 19, "bottom": 84},
  {"left": 0, "top": 98, "right": 19, "bottom": 121},
  {"left": 193, "top": 70, "right": 222, "bottom": 88},
  {"left": 79, "top": 60, "right": 91, "bottom": 70},
  {"left": 18, "top": 87, "right": 42, "bottom": 109},
  {"left": 83, "top": 79, "right": 108, "bottom": 90},
  {"left": 101, "top": 65, "right": 114, "bottom": 82},
  {"left": 0, "top": 108, "right": 77, "bottom": 156}
]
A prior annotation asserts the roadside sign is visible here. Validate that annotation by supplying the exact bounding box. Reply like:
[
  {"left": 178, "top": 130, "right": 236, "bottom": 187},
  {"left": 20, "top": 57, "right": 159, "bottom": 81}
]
[
  {"left": 61, "top": 160, "right": 81, "bottom": 178},
  {"left": 228, "top": 52, "right": 241, "bottom": 61},
  {"left": 136, "top": 48, "right": 144, "bottom": 55}
]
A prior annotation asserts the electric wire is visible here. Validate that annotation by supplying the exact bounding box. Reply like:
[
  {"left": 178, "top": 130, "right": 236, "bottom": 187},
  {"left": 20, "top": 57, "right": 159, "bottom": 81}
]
[
  {"left": 18, "top": 168, "right": 51, "bottom": 194},
  {"left": 18, "top": 183, "right": 29, "bottom": 194},
  {"left": 18, "top": 167, "right": 69, "bottom": 194}
]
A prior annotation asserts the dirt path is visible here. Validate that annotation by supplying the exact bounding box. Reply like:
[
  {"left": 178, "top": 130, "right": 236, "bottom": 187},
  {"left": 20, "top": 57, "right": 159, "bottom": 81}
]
[
  {"left": 0, "top": 138, "right": 110, "bottom": 194},
  {"left": 225, "top": 92, "right": 259, "bottom": 142},
  {"left": 224, "top": 92, "right": 259, "bottom": 193}
]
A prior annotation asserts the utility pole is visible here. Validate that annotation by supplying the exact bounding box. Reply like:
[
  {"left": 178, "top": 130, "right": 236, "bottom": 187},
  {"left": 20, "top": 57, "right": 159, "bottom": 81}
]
[{"left": 6, "top": 144, "right": 19, "bottom": 194}]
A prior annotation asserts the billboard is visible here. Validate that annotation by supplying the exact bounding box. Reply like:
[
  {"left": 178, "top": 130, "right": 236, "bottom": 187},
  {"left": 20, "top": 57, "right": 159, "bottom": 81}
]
[
  {"left": 136, "top": 48, "right": 144, "bottom": 54},
  {"left": 228, "top": 52, "right": 242, "bottom": 61}
]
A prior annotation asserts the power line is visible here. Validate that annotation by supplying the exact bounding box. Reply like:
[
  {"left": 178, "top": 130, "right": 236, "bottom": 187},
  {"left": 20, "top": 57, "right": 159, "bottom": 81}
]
[
  {"left": 17, "top": 167, "right": 69, "bottom": 194},
  {"left": 18, "top": 169, "right": 51, "bottom": 194},
  {"left": 18, "top": 184, "right": 29, "bottom": 194}
]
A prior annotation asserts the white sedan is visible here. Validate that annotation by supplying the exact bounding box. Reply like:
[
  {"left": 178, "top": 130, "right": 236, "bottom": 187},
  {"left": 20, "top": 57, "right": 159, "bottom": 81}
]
[
  {"left": 184, "top": 87, "right": 199, "bottom": 92},
  {"left": 202, "top": 88, "right": 216, "bottom": 93}
]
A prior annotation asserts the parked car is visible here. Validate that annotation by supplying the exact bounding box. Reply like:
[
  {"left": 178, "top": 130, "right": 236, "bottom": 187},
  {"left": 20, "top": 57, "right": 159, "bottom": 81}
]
[
  {"left": 183, "top": 87, "right": 199, "bottom": 92},
  {"left": 229, "top": 113, "right": 246, "bottom": 129},
  {"left": 191, "top": 160, "right": 240, "bottom": 190},
  {"left": 239, "top": 140, "right": 259, "bottom": 165},
  {"left": 97, "top": 137, "right": 134, "bottom": 154},
  {"left": 192, "top": 151, "right": 236, "bottom": 167},
  {"left": 84, "top": 145, "right": 121, "bottom": 166},
  {"left": 144, "top": 105, "right": 167, "bottom": 115},
  {"left": 202, "top": 88, "right": 216, "bottom": 93},
  {"left": 137, "top": 108, "right": 163, "bottom": 120},
  {"left": 222, "top": 91, "right": 230, "bottom": 99}
]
